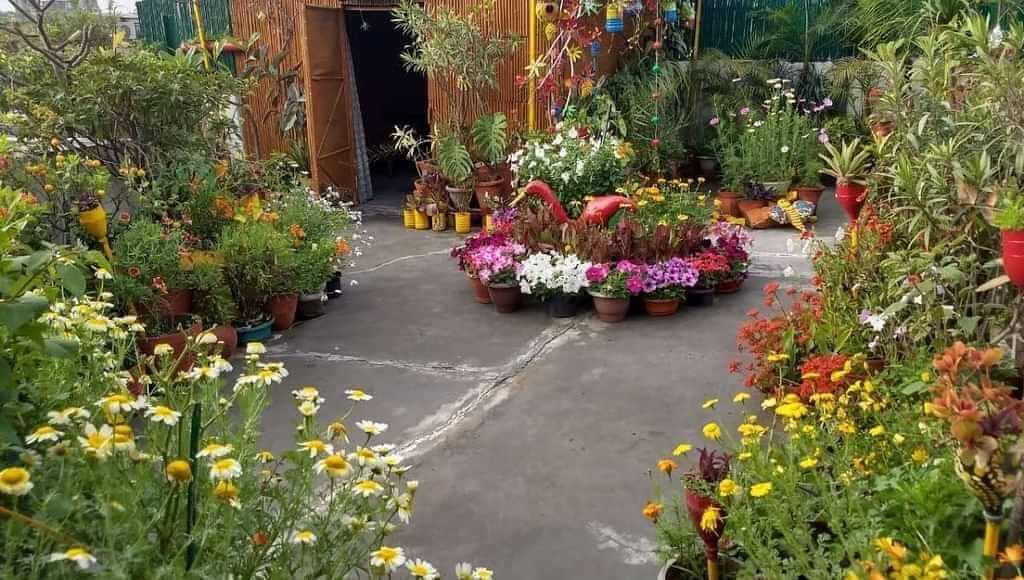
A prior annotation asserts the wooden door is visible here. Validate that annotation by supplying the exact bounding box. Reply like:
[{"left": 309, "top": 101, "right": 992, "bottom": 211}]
[{"left": 300, "top": 4, "right": 358, "bottom": 198}]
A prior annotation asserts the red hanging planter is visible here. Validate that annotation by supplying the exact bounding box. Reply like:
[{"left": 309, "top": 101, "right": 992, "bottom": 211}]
[
  {"left": 1002, "top": 230, "right": 1024, "bottom": 288},
  {"left": 835, "top": 182, "right": 868, "bottom": 223}
]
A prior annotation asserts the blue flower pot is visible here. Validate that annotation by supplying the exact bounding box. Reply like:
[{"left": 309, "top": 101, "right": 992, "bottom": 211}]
[{"left": 237, "top": 318, "right": 273, "bottom": 344}]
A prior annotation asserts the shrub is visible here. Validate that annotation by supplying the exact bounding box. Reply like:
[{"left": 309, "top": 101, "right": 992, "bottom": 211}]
[{"left": 216, "top": 222, "right": 296, "bottom": 324}]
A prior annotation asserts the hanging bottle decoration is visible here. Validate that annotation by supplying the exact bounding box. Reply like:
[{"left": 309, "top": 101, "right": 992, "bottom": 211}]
[
  {"left": 605, "top": 2, "right": 623, "bottom": 33},
  {"left": 590, "top": 40, "right": 601, "bottom": 57},
  {"left": 662, "top": 0, "right": 678, "bottom": 24},
  {"left": 649, "top": 3, "right": 664, "bottom": 157}
]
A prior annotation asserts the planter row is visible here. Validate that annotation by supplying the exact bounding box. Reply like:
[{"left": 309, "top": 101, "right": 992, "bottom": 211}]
[
  {"left": 467, "top": 275, "right": 745, "bottom": 322},
  {"left": 402, "top": 209, "right": 483, "bottom": 235}
]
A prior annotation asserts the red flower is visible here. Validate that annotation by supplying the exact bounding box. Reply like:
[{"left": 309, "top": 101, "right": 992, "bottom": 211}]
[
  {"left": 151, "top": 276, "right": 167, "bottom": 294},
  {"left": 118, "top": 211, "right": 131, "bottom": 223},
  {"left": 762, "top": 281, "right": 780, "bottom": 296},
  {"left": 728, "top": 360, "right": 742, "bottom": 373},
  {"left": 127, "top": 266, "right": 141, "bottom": 278}
]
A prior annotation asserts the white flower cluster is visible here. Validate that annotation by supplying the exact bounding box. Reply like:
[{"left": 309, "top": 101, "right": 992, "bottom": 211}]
[{"left": 517, "top": 252, "right": 592, "bottom": 296}]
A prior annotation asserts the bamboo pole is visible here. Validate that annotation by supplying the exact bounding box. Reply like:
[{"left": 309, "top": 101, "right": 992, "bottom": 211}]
[
  {"left": 527, "top": 0, "right": 537, "bottom": 131},
  {"left": 707, "top": 557, "right": 719, "bottom": 580},
  {"left": 191, "top": 0, "right": 212, "bottom": 71},
  {"left": 984, "top": 516, "right": 1000, "bottom": 580},
  {"left": 693, "top": 0, "right": 703, "bottom": 60}
]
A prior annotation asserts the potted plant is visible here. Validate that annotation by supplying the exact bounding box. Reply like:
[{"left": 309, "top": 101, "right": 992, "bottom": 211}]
[
  {"left": 217, "top": 222, "right": 295, "bottom": 342},
  {"left": 820, "top": 138, "right": 872, "bottom": 222},
  {"left": 294, "top": 243, "right": 335, "bottom": 320},
  {"left": 471, "top": 113, "right": 511, "bottom": 207},
  {"left": 642, "top": 257, "right": 699, "bottom": 317},
  {"left": 707, "top": 222, "right": 752, "bottom": 293},
  {"left": 391, "top": 125, "right": 438, "bottom": 178},
  {"left": 994, "top": 180, "right": 1024, "bottom": 288},
  {"left": 451, "top": 231, "right": 509, "bottom": 304},
  {"left": 190, "top": 262, "right": 239, "bottom": 357},
  {"left": 794, "top": 158, "right": 825, "bottom": 207},
  {"left": 585, "top": 261, "right": 644, "bottom": 323},
  {"left": 112, "top": 218, "right": 193, "bottom": 318},
  {"left": 517, "top": 251, "right": 592, "bottom": 318},
  {"left": 471, "top": 238, "right": 527, "bottom": 313},
  {"left": 688, "top": 250, "right": 729, "bottom": 306},
  {"left": 402, "top": 194, "right": 417, "bottom": 229}
]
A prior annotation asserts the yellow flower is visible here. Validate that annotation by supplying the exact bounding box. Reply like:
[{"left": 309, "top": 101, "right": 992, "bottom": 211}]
[
  {"left": 291, "top": 530, "right": 317, "bottom": 545},
  {"left": 297, "top": 439, "right": 333, "bottom": 457},
  {"left": 197, "top": 442, "right": 233, "bottom": 459},
  {"left": 209, "top": 458, "right": 242, "bottom": 481},
  {"left": 370, "top": 546, "right": 407, "bottom": 572},
  {"left": 255, "top": 450, "right": 275, "bottom": 463},
  {"left": 353, "top": 479, "right": 384, "bottom": 497},
  {"left": 657, "top": 458, "right": 678, "bottom": 476},
  {"left": 869, "top": 425, "right": 886, "bottom": 437},
  {"left": 146, "top": 405, "right": 181, "bottom": 426},
  {"left": 702, "top": 422, "right": 722, "bottom": 441},
  {"left": 642, "top": 501, "right": 663, "bottom": 522},
  {"left": 718, "top": 478, "right": 738, "bottom": 497},
  {"left": 699, "top": 505, "right": 721, "bottom": 532},
  {"left": 672, "top": 443, "right": 692, "bottom": 456},
  {"left": 406, "top": 559, "right": 439, "bottom": 579},
  {"left": 838, "top": 421, "right": 856, "bottom": 435},
  {"left": 0, "top": 466, "right": 33, "bottom": 496},
  {"left": 875, "top": 537, "right": 907, "bottom": 560},
  {"left": 761, "top": 397, "right": 778, "bottom": 410},
  {"left": 999, "top": 544, "right": 1024, "bottom": 566},
  {"left": 920, "top": 371, "right": 932, "bottom": 382},
  {"left": 799, "top": 457, "right": 818, "bottom": 469},
  {"left": 165, "top": 459, "right": 193, "bottom": 483},
  {"left": 892, "top": 433, "right": 905, "bottom": 445},
  {"left": 48, "top": 547, "right": 97, "bottom": 570},
  {"left": 213, "top": 480, "right": 240, "bottom": 508},
  {"left": 738, "top": 452, "right": 752, "bottom": 461},
  {"left": 732, "top": 392, "right": 751, "bottom": 404},
  {"left": 315, "top": 454, "right": 352, "bottom": 478},
  {"left": 78, "top": 423, "right": 114, "bottom": 461},
  {"left": 750, "top": 482, "right": 773, "bottom": 497},
  {"left": 776, "top": 397, "right": 809, "bottom": 419},
  {"left": 702, "top": 398, "right": 719, "bottom": 409},
  {"left": 26, "top": 425, "right": 63, "bottom": 445},
  {"left": 911, "top": 447, "right": 929, "bottom": 464},
  {"left": 765, "top": 352, "right": 789, "bottom": 362}
]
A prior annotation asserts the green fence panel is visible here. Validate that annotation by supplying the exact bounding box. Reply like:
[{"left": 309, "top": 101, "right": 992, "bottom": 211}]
[
  {"left": 699, "top": 0, "right": 854, "bottom": 60},
  {"left": 136, "top": 0, "right": 235, "bottom": 70}
]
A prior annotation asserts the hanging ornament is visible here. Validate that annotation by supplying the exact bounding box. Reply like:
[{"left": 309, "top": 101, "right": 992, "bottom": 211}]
[
  {"left": 662, "top": 0, "right": 678, "bottom": 24},
  {"left": 537, "top": 1, "right": 560, "bottom": 21},
  {"left": 544, "top": 22, "right": 558, "bottom": 40},
  {"left": 624, "top": 0, "right": 643, "bottom": 15},
  {"left": 550, "top": 105, "right": 563, "bottom": 120},
  {"left": 605, "top": 3, "right": 623, "bottom": 33},
  {"left": 590, "top": 40, "right": 601, "bottom": 57}
]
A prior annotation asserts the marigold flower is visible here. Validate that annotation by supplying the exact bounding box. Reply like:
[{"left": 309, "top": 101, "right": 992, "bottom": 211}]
[
  {"left": 672, "top": 443, "right": 693, "bottom": 456},
  {"left": 750, "top": 482, "right": 773, "bottom": 497},
  {"left": 718, "top": 478, "right": 738, "bottom": 497},
  {"left": 911, "top": 448, "right": 928, "bottom": 464},
  {"left": 166, "top": 459, "right": 193, "bottom": 483},
  {"left": 642, "top": 501, "right": 663, "bottom": 522},
  {"left": 315, "top": 454, "right": 352, "bottom": 478},
  {"left": 799, "top": 457, "right": 818, "bottom": 469},
  {"left": 869, "top": 426, "right": 886, "bottom": 437},
  {"left": 656, "top": 458, "right": 678, "bottom": 476},
  {"left": 702, "top": 422, "right": 722, "bottom": 441},
  {"left": 875, "top": 537, "right": 906, "bottom": 560},
  {"left": 0, "top": 466, "right": 33, "bottom": 496},
  {"left": 213, "top": 480, "right": 240, "bottom": 507},
  {"left": 999, "top": 544, "right": 1024, "bottom": 566},
  {"left": 699, "top": 505, "right": 721, "bottom": 532}
]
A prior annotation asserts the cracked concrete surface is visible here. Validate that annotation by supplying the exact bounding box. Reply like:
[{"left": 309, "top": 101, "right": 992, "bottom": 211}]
[{"left": 259, "top": 215, "right": 787, "bottom": 579}]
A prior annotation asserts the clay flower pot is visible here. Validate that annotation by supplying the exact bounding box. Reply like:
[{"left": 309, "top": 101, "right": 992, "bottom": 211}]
[
  {"left": 487, "top": 283, "right": 522, "bottom": 313},
  {"left": 795, "top": 185, "right": 824, "bottom": 206},
  {"left": 1003, "top": 230, "right": 1024, "bottom": 289},
  {"left": 591, "top": 294, "right": 629, "bottom": 323},
  {"left": 474, "top": 178, "right": 505, "bottom": 212},
  {"left": 736, "top": 199, "right": 767, "bottom": 214},
  {"left": 468, "top": 275, "right": 492, "bottom": 304},
  {"left": 643, "top": 297, "right": 680, "bottom": 317},
  {"left": 138, "top": 288, "right": 193, "bottom": 320},
  {"left": 835, "top": 182, "right": 868, "bottom": 222},
  {"left": 716, "top": 278, "right": 745, "bottom": 294},
  {"left": 137, "top": 323, "right": 202, "bottom": 371},
  {"left": 211, "top": 324, "right": 238, "bottom": 358},
  {"left": 716, "top": 190, "right": 744, "bottom": 218},
  {"left": 266, "top": 293, "right": 298, "bottom": 330}
]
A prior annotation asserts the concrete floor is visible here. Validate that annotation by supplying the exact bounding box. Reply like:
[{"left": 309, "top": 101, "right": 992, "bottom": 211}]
[{"left": 257, "top": 206, "right": 826, "bottom": 578}]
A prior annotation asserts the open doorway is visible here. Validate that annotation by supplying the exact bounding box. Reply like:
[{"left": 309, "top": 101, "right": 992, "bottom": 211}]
[{"left": 346, "top": 9, "right": 428, "bottom": 209}]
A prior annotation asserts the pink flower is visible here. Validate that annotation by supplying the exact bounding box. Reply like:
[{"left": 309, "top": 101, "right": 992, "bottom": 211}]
[
  {"left": 709, "top": 116, "right": 721, "bottom": 127},
  {"left": 739, "top": 107, "right": 750, "bottom": 116},
  {"left": 586, "top": 264, "right": 610, "bottom": 283}
]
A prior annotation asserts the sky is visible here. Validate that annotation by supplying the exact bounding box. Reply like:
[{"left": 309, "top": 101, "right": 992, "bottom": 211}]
[{"left": 2, "top": 0, "right": 138, "bottom": 15}]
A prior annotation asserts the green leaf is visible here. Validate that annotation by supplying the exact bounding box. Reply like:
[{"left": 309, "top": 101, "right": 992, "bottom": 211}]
[
  {"left": 958, "top": 316, "right": 979, "bottom": 335},
  {"left": 56, "top": 264, "right": 86, "bottom": 296},
  {"left": 42, "top": 338, "right": 78, "bottom": 359},
  {"left": 0, "top": 416, "right": 17, "bottom": 446},
  {"left": 0, "top": 357, "right": 10, "bottom": 390},
  {"left": 0, "top": 294, "right": 49, "bottom": 334}
]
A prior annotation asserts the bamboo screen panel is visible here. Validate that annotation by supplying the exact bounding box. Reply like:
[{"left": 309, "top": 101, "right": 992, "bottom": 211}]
[{"left": 425, "top": 0, "right": 530, "bottom": 131}]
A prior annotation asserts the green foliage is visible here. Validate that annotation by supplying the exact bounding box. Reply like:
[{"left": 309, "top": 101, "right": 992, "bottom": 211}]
[
  {"left": 189, "top": 262, "right": 238, "bottom": 326},
  {"left": 216, "top": 222, "right": 296, "bottom": 324},
  {"left": 293, "top": 243, "right": 337, "bottom": 295},
  {"left": 435, "top": 134, "right": 474, "bottom": 186},
  {"left": 994, "top": 181, "right": 1024, "bottom": 230},
  {"left": 819, "top": 138, "right": 872, "bottom": 185},
  {"left": 470, "top": 112, "right": 509, "bottom": 166},
  {"left": 110, "top": 219, "right": 188, "bottom": 308}
]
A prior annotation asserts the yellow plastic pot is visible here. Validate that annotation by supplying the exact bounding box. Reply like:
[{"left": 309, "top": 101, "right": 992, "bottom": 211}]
[
  {"left": 431, "top": 212, "right": 448, "bottom": 232},
  {"left": 414, "top": 210, "right": 429, "bottom": 230},
  {"left": 484, "top": 214, "right": 494, "bottom": 233},
  {"left": 78, "top": 206, "right": 108, "bottom": 239},
  {"left": 455, "top": 212, "right": 472, "bottom": 234},
  {"left": 402, "top": 209, "right": 416, "bottom": 229}
]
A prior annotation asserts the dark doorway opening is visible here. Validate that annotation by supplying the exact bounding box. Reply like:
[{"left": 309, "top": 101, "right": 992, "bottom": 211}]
[{"left": 346, "top": 10, "right": 427, "bottom": 207}]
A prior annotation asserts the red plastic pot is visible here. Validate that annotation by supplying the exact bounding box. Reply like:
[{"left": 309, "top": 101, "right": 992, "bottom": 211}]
[
  {"left": 1003, "top": 230, "right": 1024, "bottom": 289},
  {"left": 266, "top": 293, "right": 298, "bottom": 330},
  {"left": 468, "top": 275, "right": 492, "bottom": 304},
  {"left": 487, "top": 283, "right": 522, "bottom": 313},
  {"left": 643, "top": 298, "right": 679, "bottom": 317},
  {"left": 835, "top": 182, "right": 868, "bottom": 222}
]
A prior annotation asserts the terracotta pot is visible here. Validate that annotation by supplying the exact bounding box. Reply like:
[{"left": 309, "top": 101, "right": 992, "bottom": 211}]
[
  {"left": 487, "top": 283, "right": 522, "bottom": 313},
  {"left": 736, "top": 199, "right": 767, "bottom": 214},
  {"left": 545, "top": 293, "right": 581, "bottom": 318},
  {"left": 716, "top": 278, "right": 745, "bottom": 294},
  {"left": 591, "top": 294, "right": 629, "bottom": 323},
  {"left": 1003, "top": 230, "right": 1024, "bottom": 289},
  {"left": 474, "top": 178, "right": 505, "bottom": 212},
  {"left": 836, "top": 182, "right": 868, "bottom": 222},
  {"left": 795, "top": 185, "right": 824, "bottom": 206},
  {"left": 137, "top": 322, "right": 202, "bottom": 370},
  {"left": 266, "top": 293, "right": 298, "bottom": 330},
  {"left": 643, "top": 297, "right": 680, "bottom": 317},
  {"left": 297, "top": 291, "right": 326, "bottom": 320},
  {"left": 237, "top": 318, "right": 273, "bottom": 345},
  {"left": 716, "top": 190, "right": 744, "bottom": 218},
  {"left": 687, "top": 286, "right": 715, "bottom": 307},
  {"left": 139, "top": 288, "right": 193, "bottom": 320},
  {"left": 211, "top": 324, "right": 238, "bottom": 358},
  {"left": 468, "top": 275, "right": 491, "bottom": 304}
]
